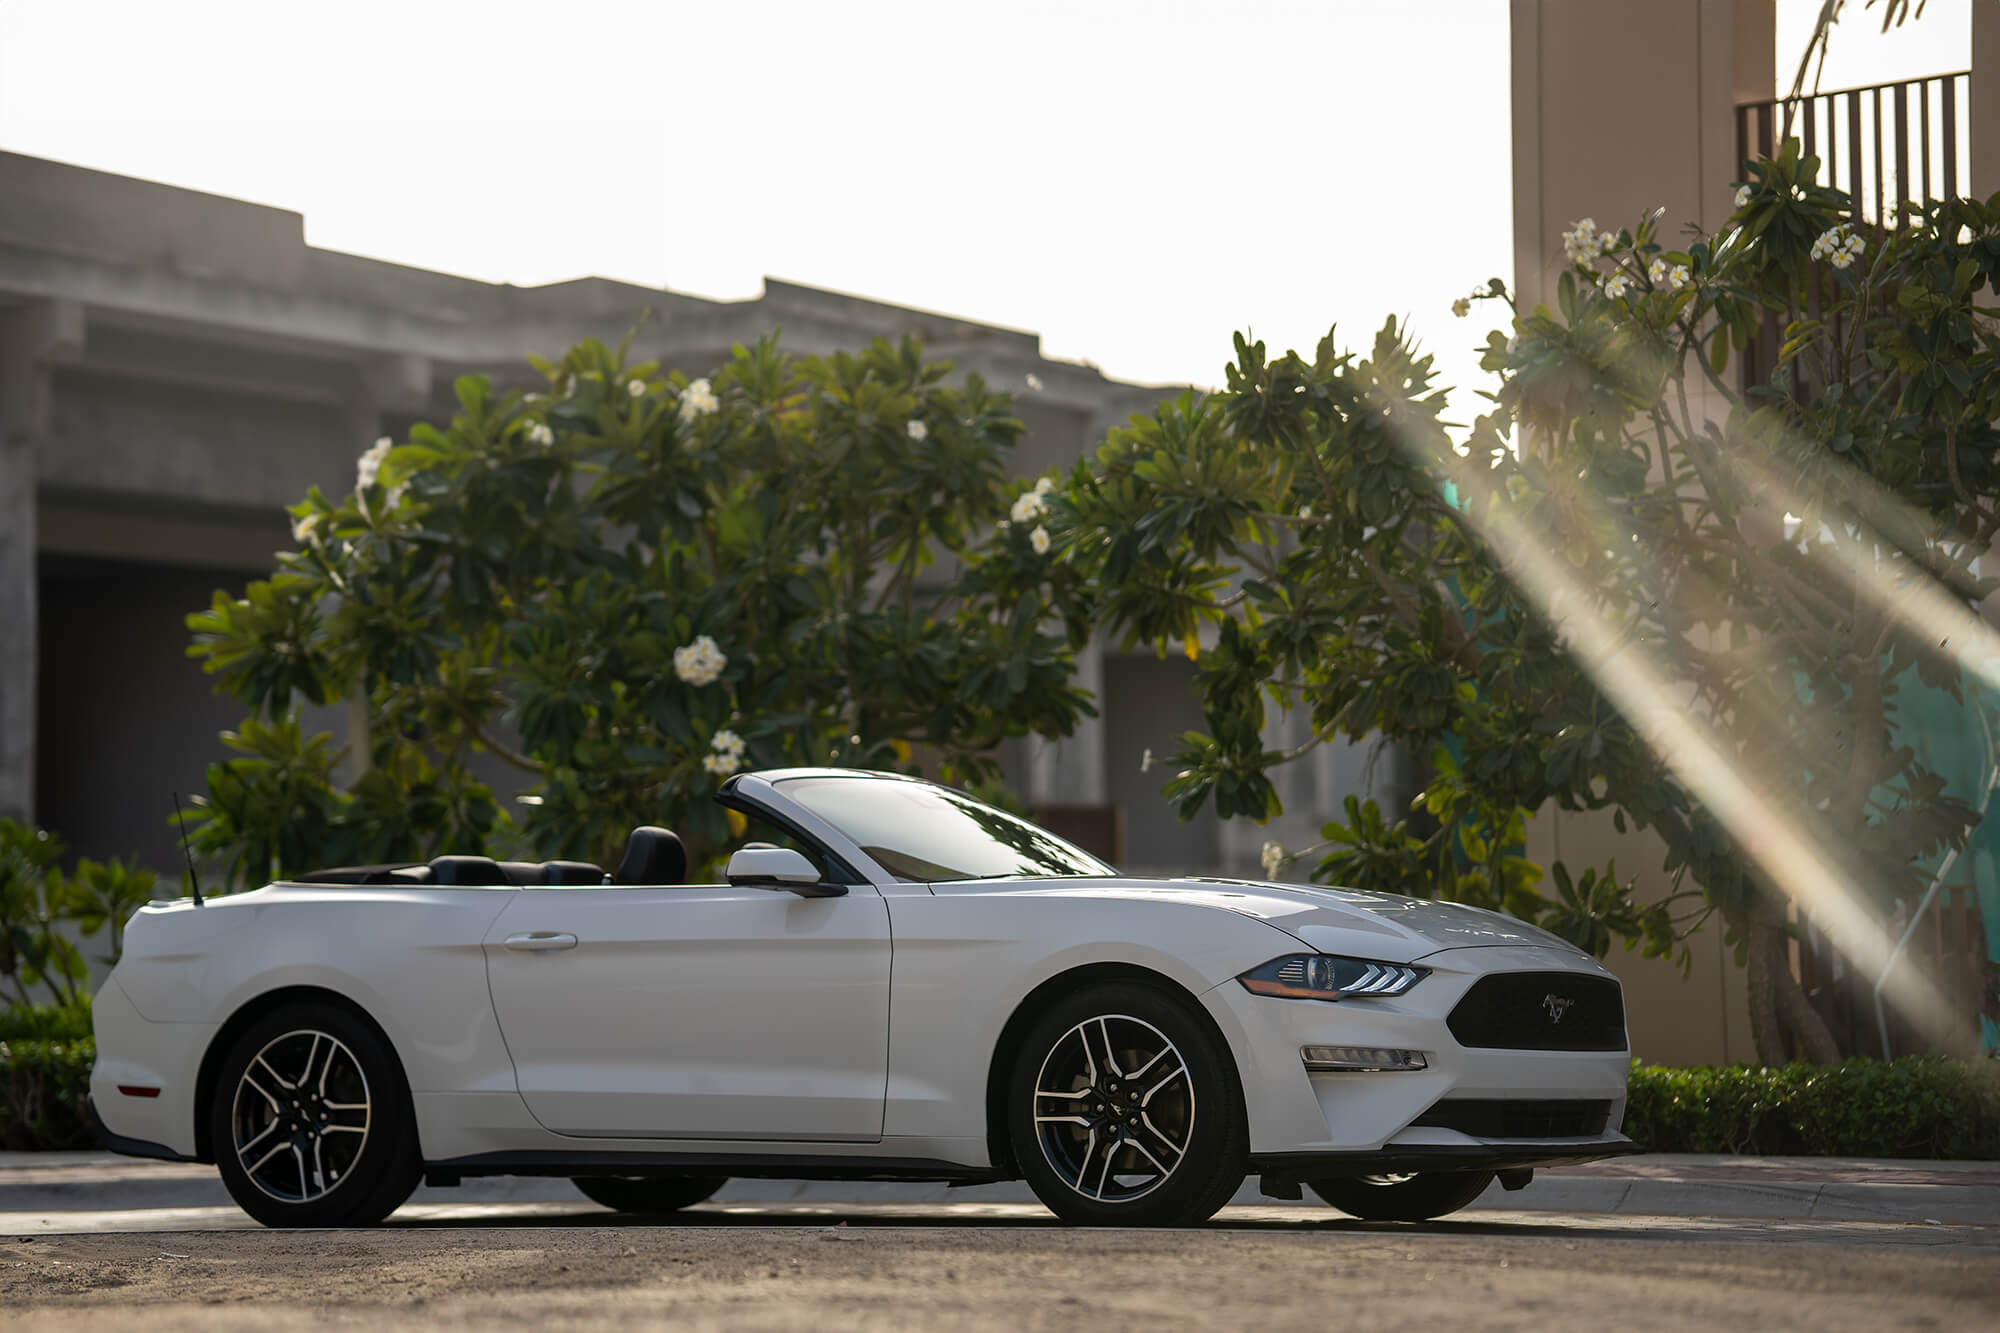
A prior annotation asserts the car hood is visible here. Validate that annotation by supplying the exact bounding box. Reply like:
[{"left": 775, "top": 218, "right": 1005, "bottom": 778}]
[{"left": 985, "top": 876, "right": 1589, "bottom": 965}]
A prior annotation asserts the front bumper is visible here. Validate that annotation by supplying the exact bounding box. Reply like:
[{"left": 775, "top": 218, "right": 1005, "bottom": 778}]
[{"left": 1205, "top": 944, "right": 1634, "bottom": 1159}]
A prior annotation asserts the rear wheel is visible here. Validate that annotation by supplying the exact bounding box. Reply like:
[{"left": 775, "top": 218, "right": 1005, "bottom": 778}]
[
  {"left": 1309, "top": 1170, "right": 1496, "bottom": 1221},
  {"left": 571, "top": 1176, "right": 727, "bottom": 1214},
  {"left": 210, "top": 1001, "right": 420, "bottom": 1228},
  {"left": 1006, "top": 981, "right": 1245, "bottom": 1226}
]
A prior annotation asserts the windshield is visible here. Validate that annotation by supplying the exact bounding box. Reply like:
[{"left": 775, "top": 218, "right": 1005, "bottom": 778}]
[{"left": 775, "top": 776, "right": 1115, "bottom": 882}]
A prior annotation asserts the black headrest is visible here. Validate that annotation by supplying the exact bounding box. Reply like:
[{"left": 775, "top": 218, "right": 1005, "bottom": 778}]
[
  {"left": 541, "top": 859, "right": 607, "bottom": 886},
  {"left": 429, "top": 855, "right": 507, "bottom": 886},
  {"left": 615, "top": 827, "right": 686, "bottom": 885}
]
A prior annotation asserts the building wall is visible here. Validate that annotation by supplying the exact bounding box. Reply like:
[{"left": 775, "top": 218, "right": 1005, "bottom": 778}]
[{"left": 1511, "top": 0, "right": 1769, "bottom": 1064}]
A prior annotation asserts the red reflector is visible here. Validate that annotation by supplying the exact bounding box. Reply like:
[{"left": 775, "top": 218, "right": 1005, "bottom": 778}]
[{"left": 117, "top": 1085, "right": 161, "bottom": 1098}]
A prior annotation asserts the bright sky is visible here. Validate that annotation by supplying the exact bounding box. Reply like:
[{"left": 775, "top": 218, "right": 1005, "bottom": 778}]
[
  {"left": 0, "top": 0, "right": 1517, "bottom": 397},
  {"left": 0, "top": 1, "right": 1973, "bottom": 397}
]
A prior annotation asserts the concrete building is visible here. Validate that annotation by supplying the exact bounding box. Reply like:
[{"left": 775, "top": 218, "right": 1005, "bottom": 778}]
[{"left": 0, "top": 148, "right": 1390, "bottom": 886}]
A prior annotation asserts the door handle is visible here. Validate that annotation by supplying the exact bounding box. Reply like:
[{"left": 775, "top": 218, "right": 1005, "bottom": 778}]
[{"left": 504, "top": 931, "right": 578, "bottom": 952}]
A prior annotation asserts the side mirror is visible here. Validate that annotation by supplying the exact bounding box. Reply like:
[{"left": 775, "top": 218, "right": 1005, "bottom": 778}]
[{"left": 724, "top": 846, "right": 847, "bottom": 897}]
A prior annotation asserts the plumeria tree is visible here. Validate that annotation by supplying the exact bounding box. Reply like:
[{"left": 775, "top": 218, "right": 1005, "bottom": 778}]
[
  {"left": 1054, "top": 144, "right": 2000, "bottom": 1062},
  {"left": 185, "top": 334, "right": 1092, "bottom": 883}
]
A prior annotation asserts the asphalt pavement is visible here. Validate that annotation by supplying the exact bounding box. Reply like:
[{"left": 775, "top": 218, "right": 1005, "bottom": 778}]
[{"left": 5, "top": 1149, "right": 1997, "bottom": 1233}]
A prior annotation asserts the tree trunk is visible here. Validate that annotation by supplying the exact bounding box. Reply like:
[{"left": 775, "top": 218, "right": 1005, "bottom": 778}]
[{"left": 1727, "top": 897, "right": 1843, "bottom": 1066}]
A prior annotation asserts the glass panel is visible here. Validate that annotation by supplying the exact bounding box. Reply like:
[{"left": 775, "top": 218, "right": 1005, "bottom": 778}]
[{"left": 776, "top": 776, "right": 1115, "bottom": 882}]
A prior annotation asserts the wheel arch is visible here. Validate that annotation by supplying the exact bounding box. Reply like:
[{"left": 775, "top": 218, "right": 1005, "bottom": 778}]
[
  {"left": 192, "top": 985, "right": 414, "bottom": 1164},
  {"left": 981, "top": 962, "right": 1246, "bottom": 1178}
]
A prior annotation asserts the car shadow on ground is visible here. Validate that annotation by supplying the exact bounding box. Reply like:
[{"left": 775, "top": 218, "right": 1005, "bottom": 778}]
[{"left": 376, "top": 1206, "right": 1659, "bottom": 1241}]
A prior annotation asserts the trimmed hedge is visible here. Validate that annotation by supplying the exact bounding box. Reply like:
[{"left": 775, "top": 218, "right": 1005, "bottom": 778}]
[
  {"left": 1625, "top": 1057, "right": 2000, "bottom": 1159},
  {"left": 2, "top": 1034, "right": 1997, "bottom": 1157},
  {"left": 0, "top": 1039, "right": 94, "bottom": 1151}
]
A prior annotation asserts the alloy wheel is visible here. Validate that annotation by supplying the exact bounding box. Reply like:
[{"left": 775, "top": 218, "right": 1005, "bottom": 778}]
[
  {"left": 230, "top": 1028, "right": 373, "bottom": 1205},
  {"left": 1031, "top": 1013, "right": 1194, "bottom": 1203}
]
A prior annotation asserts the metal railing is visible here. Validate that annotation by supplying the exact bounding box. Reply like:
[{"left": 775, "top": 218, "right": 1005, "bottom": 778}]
[{"left": 1737, "top": 70, "right": 1971, "bottom": 225}]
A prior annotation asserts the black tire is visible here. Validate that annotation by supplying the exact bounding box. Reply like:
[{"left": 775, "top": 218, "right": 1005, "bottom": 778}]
[
  {"left": 571, "top": 1176, "right": 727, "bottom": 1214},
  {"left": 210, "top": 1000, "right": 421, "bottom": 1228},
  {"left": 1006, "top": 981, "right": 1245, "bottom": 1226},
  {"left": 1308, "top": 1170, "right": 1496, "bottom": 1221}
]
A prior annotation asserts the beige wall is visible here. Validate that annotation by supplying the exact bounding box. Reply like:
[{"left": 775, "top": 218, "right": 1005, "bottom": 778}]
[
  {"left": 1976, "top": 0, "right": 2000, "bottom": 196},
  {"left": 1511, "top": 1, "right": 1773, "bottom": 1065},
  {"left": 1522, "top": 806, "right": 1758, "bottom": 1065},
  {"left": 1511, "top": 0, "right": 1757, "bottom": 317}
]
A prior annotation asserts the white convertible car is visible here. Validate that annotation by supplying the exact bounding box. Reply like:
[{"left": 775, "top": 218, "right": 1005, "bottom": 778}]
[{"left": 92, "top": 768, "right": 1635, "bottom": 1228}]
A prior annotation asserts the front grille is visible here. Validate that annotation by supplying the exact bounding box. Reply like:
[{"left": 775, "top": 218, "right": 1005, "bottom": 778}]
[
  {"left": 1411, "top": 1098, "right": 1612, "bottom": 1139},
  {"left": 1446, "top": 972, "right": 1627, "bottom": 1051}
]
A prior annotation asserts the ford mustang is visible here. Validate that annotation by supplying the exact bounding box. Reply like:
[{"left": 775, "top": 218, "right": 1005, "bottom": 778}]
[{"left": 91, "top": 768, "right": 1636, "bottom": 1227}]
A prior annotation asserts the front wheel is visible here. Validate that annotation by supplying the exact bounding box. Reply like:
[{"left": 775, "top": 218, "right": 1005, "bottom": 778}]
[
  {"left": 1309, "top": 1170, "right": 1496, "bottom": 1221},
  {"left": 210, "top": 1001, "right": 421, "bottom": 1228},
  {"left": 1006, "top": 981, "right": 1245, "bottom": 1226},
  {"left": 572, "top": 1176, "right": 727, "bottom": 1214}
]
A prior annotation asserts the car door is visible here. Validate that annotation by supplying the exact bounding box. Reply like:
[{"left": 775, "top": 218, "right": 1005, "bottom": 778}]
[{"left": 481, "top": 880, "right": 891, "bottom": 1142}]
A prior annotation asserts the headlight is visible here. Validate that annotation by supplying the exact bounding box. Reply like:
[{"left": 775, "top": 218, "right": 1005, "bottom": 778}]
[{"left": 1238, "top": 954, "right": 1427, "bottom": 1001}]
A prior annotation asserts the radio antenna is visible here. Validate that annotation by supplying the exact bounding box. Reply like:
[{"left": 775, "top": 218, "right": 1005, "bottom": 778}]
[{"left": 173, "top": 792, "right": 204, "bottom": 907}]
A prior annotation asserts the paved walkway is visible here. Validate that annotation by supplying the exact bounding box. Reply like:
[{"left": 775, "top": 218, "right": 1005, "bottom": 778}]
[{"left": 3, "top": 1151, "right": 1997, "bottom": 1232}]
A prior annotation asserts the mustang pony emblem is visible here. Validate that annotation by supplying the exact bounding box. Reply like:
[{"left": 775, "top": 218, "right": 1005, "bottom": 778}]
[{"left": 1542, "top": 993, "right": 1575, "bottom": 1023}]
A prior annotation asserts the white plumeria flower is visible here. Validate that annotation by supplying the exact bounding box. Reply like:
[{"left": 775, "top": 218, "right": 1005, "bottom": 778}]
[
  {"left": 1451, "top": 297, "right": 1471, "bottom": 318},
  {"left": 1599, "top": 231, "right": 1619, "bottom": 254},
  {"left": 996, "top": 519, "right": 1011, "bottom": 531},
  {"left": 1010, "top": 491, "right": 1047, "bottom": 524},
  {"left": 907, "top": 420, "right": 928, "bottom": 442},
  {"left": 1260, "top": 841, "right": 1285, "bottom": 879},
  {"left": 711, "top": 728, "right": 746, "bottom": 757},
  {"left": 1648, "top": 258, "right": 1690, "bottom": 290},
  {"left": 1034, "top": 476, "right": 1054, "bottom": 495},
  {"left": 1734, "top": 185, "right": 1753, "bottom": 209},
  {"left": 1561, "top": 218, "right": 1601, "bottom": 265},
  {"left": 356, "top": 436, "right": 393, "bottom": 490},
  {"left": 291, "top": 512, "right": 321, "bottom": 545},
  {"left": 1025, "top": 373, "right": 1044, "bottom": 392},
  {"left": 673, "top": 634, "right": 727, "bottom": 686},
  {"left": 1029, "top": 525, "right": 1051, "bottom": 555},
  {"left": 1811, "top": 223, "right": 1866, "bottom": 270},
  {"left": 702, "top": 751, "right": 741, "bottom": 776},
  {"left": 526, "top": 422, "right": 555, "bottom": 447},
  {"left": 1670, "top": 264, "right": 1691, "bottom": 288},
  {"left": 677, "top": 377, "right": 720, "bottom": 423},
  {"left": 1298, "top": 505, "right": 1313, "bottom": 521},
  {"left": 627, "top": 378, "right": 646, "bottom": 398},
  {"left": 1603, "top": 272, "right": 1633, "bottom": 300}
]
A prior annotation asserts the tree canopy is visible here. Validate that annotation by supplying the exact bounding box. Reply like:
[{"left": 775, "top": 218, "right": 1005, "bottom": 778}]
[
  {"left": 1056, "top": 148, "right": 2000, "bottom": 1062},
  {"left": 185, "top": 334, "right": 1092, "bottom": 881}
]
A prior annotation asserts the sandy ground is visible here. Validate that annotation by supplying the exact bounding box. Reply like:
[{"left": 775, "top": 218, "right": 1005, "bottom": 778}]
[{"left": 4, "top": 1216, "right": 1996, "bottom": 1331}]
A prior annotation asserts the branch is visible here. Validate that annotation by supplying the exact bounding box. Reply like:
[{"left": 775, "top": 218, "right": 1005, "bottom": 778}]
[{"left": 467, "top": 719, "right": 547, "bottom": 776}]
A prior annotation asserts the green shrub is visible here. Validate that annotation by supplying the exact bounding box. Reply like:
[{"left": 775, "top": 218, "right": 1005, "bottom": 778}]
[
  {"left": 1625, "top": 1057, "right": 2000, "bottom": 1158},
  {"left": 0, "top": 997, "right": 92, "bottom": 1042},
  {"left": 0, "top": 1038, "right": 95, "bottom": 1151}
]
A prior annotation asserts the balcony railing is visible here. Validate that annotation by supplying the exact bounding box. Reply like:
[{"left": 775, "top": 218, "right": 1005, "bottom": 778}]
[{"left": 1737, "top": 70, "right": 1971, "bottom": 224}]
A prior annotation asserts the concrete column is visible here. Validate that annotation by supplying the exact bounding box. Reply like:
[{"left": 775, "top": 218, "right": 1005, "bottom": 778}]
[
  {"left": 0, "top": 301, "right": 82, "bottom": 824},
  {"left": 1511, "top": 0, "right": 1755, "bottom": 315},
  {"left": 1026, "top": 637, "right": 1106, "bottom": 805},
  {"left": 1974, "top": 0, "right": 2000, "bottom": 198}
]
